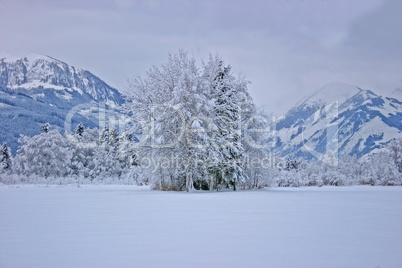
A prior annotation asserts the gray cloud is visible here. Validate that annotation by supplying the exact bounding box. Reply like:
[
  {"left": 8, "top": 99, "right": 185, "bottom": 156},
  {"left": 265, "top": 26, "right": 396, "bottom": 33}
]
[
  {"left": 345, "top": 0, "right": 402, "bottom": 58},
  {"left": 0, "top": 0, "right": 400, "bottom": 114}
]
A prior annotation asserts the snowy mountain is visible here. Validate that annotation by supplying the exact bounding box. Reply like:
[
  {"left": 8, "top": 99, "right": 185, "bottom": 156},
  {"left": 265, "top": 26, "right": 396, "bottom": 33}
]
[
  {"left": 270, "top": 83, "right": 402, "bottom": 159},
  {"left": 0, "top": 54, "right": 124, "bottom": 105},
  {"left": 0, "top": 54, "right": 125, "bottom": 154}
]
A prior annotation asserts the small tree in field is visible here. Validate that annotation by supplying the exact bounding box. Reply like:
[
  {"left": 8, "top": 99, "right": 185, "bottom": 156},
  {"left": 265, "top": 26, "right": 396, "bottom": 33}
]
[{"left": 0, "top": 143, "right": 12, "bottom": 172}]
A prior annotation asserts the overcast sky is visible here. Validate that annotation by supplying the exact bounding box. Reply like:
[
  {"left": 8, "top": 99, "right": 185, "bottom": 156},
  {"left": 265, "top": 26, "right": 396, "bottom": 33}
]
[{"left": 1, "top": 0, "right": 401, "bottom": 114}]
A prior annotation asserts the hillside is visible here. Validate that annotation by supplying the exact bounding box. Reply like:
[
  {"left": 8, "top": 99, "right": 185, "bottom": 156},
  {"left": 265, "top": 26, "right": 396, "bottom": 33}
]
[
  {"left": 0, "top": 54, "right": 125, "bottom": 154},
  {"left": 270, "top": 82, "right": 402, "bottom": 159}
]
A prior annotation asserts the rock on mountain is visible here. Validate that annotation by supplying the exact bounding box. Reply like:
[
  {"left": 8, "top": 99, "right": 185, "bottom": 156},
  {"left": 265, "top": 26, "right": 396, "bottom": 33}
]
[
  {"left": 0, "top": 54, "right": 125, "bottom": 154},
  {"left": 270, "top": 82, "right": 402, "bottom": 160}
]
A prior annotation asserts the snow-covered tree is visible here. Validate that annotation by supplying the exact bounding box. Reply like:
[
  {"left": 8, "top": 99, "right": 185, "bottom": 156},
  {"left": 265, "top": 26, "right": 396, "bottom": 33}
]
[
  {"left": 67, "top": 127, "right": 99, "bottom": 181},
  {"left": 14, "top": 130, "right": 72, "bottom": 178},
  {"left": 109, "top": 128, "right": 119, "bottom": 147},
  {"left": 42, "top": 123, "right": 50, "bottom": 133},
  {"left": 100, "top": 126, "right": 110, "bottom": 145},
  {"left": 118, "top": 132, "right": 139, "bottom": 168},
  {"left": 124, "top": 51, "right": 263, "bottom": 191},
  {"left": 0, "top": 143, "right": 12, "bottom": 172},
  {"left": 125, "top": 51, "right": 212, "bottom": 191},
  {"left": 209, "top": 62, "right": 245, "bottom": 190},
  {"left": 75, "top": 123, "right": 84, "bottom": 136},
  {"left": 363, "top": 140, "right": 402, "bottom": 186},
  {"left": 388, "top": 138, "right": 402, "bottom": 173}
]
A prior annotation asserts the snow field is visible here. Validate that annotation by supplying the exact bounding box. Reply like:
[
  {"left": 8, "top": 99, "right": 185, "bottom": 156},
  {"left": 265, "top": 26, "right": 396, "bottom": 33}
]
[{"left": 0, "top": 185, "right": 401, "bottom": 268}]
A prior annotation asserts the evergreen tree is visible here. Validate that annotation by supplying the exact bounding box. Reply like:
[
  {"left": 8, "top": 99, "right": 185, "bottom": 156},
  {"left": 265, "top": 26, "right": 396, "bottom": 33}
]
[
  {"left": 67, "top": 128, "right": 99, "bottom": 181},
  {"left": 119, "top": 132, "right": 139, "bottom": 168},
  {"left": 284, "top": 158, "right": 301, "bottom": 171},
  {"left": 92, "top": 127, "right": 124, "bottom": 180},
  {"left": 210, "top": 61, "right": 244, "bottom": 190},
  {"left": 100, "top": 126, "right": 109, "bottom": 145},
  {"left": 42, "top": 123, "right": 50, "bottom": 133},
  {"left": 75, "top": 123, "right": 84, "bottom": 136},
  {"left": 0, "top": 143, "right": 12, "bottom": 172},
  {"left": 109, "top": 127, "right": 119, "bottom": 147}
]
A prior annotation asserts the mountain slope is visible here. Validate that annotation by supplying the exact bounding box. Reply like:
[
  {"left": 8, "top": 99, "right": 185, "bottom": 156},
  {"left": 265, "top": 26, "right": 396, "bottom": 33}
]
[
  {"left": 0, "top": 54, "right": 124, "bottom": 106},
  {"left": 0, "top": 54, "right": 125, "bottom": 154},
  {"left": 271, "top": 83, "right": 402, "bottom": 160}
]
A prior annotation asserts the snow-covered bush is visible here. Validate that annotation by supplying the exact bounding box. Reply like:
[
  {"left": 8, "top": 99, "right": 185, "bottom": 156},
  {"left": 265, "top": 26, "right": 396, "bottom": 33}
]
[
  {"left": 274, "top": 139, "right": 402, "bottom": 187},
  {"left": 14, "top": 130, "right": 73, "bottom": 178}
]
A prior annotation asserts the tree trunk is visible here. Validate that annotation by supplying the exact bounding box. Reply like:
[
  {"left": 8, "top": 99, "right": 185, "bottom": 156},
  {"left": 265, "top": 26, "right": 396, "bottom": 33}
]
[
  {"left": 209, "top": 176, "right": 213, "bottom": 191},
  {"left": 185, "top": 172, "right": 190, "bottom": 192}
]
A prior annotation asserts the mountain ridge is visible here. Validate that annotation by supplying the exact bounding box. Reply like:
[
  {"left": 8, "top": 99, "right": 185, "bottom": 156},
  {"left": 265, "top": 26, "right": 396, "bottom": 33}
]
[
  {"left": 269, "top": 82, "right": 401, "bottom": 160},
  {"left": 0, "top": 54, "right": 124, "bottom": 106},
  {"left": 0, "top": 54, "right": 126, "bottom": 154}
]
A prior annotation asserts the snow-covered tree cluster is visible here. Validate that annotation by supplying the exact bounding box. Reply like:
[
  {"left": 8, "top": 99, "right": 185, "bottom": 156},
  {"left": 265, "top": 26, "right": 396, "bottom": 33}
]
[
  {"left": 124, "top": 51, "right": 268, "bottom": 191},
  {"left": 272, "top": 139, "right": 402, "bottom": 187},
  {"left": 0, "top": 123, "right": 149, "bottom": 185}
]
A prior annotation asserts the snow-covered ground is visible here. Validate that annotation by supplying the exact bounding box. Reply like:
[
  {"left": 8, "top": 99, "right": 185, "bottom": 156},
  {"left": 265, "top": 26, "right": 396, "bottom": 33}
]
[{"left": 0, "top": 185, "right": 401, "bottom": 268}]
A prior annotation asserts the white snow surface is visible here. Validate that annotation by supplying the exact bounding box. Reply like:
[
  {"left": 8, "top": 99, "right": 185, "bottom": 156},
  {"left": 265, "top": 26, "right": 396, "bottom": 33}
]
[
  {"left": 9, "top": 81, "right": 66, "bottom": 90},
  {"left": 0, "top": 185, "right": 401, "bottom": 268}
]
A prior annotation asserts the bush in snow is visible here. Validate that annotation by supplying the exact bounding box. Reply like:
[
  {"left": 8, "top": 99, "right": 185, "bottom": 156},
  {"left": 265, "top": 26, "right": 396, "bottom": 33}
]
[{"left": 14, "top": 129, "right": 72, "bottom": 178}]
